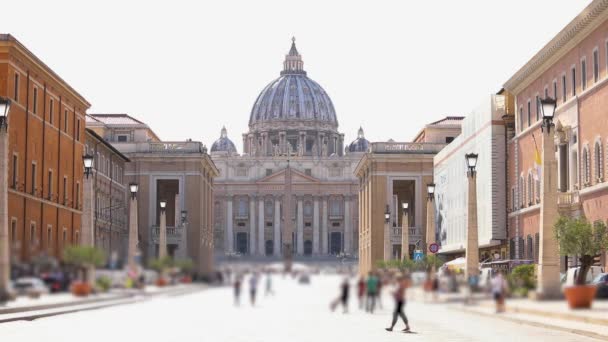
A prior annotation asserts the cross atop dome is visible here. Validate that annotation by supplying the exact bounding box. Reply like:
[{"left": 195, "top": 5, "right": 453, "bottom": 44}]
[{"left": 282, "top": 37, "right": 305, "bottom": 75}]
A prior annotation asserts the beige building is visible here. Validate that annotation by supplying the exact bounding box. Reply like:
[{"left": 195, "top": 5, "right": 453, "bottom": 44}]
[
  {"left": 84, "top": 128, "right": 130, "bottom": 267},
  {"left": 211, "top": 40, "right": 364, "bottom": 259},
  {"left": 355, "top": 117, "right": 462, "bottom": 274},
  {"left": 86, "top": 114, "right": 218, "bottom": 276}
]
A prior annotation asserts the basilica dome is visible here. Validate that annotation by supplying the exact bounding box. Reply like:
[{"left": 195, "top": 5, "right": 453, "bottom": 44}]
[
  {"left": 210, "top": 127, "right": 237, "bottom": 154},
  {"left": 249, "top": 38, "right": 338, "bottom": 132},
  {"left": 348, "top": 127, "right": 370, "bottom": 153}
]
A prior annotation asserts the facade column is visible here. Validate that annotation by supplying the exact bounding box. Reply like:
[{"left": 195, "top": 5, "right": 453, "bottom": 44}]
[
  {"left": 384, "top": 207, "right": 391, "bottom": 261},
  {"left": 297, "top": 197, "right": 304, "bottom": 255},
  {"left": 249, "top": 195, "right": 256, "bottom": 255},
  {"left": 425, "top": 196, "right": 435, "bottom": 252},
  {"left": 273, "top": 197, "right": 281, "bottom": 257},
  {"left": 159, "top": 209, "right": 167, "bottom": 259},
  {"left": 313, "top": 196, "right": 320, "bottom": 254},
  {"left": 128, "top": 194, "right": 138, "bottom": 270},
  {"left": 0, "top": 122, "right": 10, "bottom": 300},
  {"left": 344, "top": 196, "right": 351, "bottom": 254},
  {"left": 81, "top": 175, "right": 94, "bottom": 247},
  {"left": 401, "top": 210, "right": 409, "bottom": 260},
  {"left": 538, "top": 124, "right": 561, "bottom": 298},
  {"left": 465, "top": 168, "right": 479, "bottom": 281},
  {"left": 322, "top": 197, "right": 328, "bottom": 254},
  {"left": 226, "top": 196, "right": 233, "bottom": 253},
  {"left": 258, "top": 197, "right": 264, "bottom": 255}
]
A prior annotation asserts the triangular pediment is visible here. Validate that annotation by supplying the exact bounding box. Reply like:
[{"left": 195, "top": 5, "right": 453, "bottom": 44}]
[{"left": 257, "top": 168, "right": 320, "bottom": 184}]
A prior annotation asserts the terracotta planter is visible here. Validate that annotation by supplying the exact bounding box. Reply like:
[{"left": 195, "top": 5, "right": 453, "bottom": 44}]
[
  {"left": 71, "top": 282, "right": 92, "bottom": 297},
  {"left": 156, "top": 278, "right": 168, "bottom": 287},
  {"left": 564, "top": 285, "right": 597, "bottom": 309},
  {"left": 180, "top": 276, "right": 192, "bottom": 284}
]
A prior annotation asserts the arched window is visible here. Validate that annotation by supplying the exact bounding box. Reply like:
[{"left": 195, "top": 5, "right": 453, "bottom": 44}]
[
  {"left": 582, "top": 146, "right": 590, "bottom": 186},
  {"left": 519, "top": 176, "right": 525, "bottom": 208},
  {"left": 535, "top": 177, "right": 541, "bottom": 203},
  {"left": 527, "top": 172, "right": 534, "bottom": 206},
  {"left": 594, "top": 140, "right": 603, "bottom": 182}
]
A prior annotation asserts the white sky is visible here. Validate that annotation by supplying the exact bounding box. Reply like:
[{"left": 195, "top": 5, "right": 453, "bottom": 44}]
[{"left": 1, "top": 0, "right": 590, "bottom": 149}]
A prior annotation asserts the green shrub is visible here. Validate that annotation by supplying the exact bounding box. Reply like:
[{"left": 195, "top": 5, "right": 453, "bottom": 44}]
[
  {"left": 509, "top": 264, "right": 536, "bottom": 290},
  {"left": 96, "top": 276, "right": 112, "bottom": 292}
]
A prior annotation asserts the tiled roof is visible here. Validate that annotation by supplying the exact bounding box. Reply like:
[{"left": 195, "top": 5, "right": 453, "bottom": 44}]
[
  {"left": 88, "top": 114, "right": 145, "bottom": 125},
  {"left": 429, "top": 116, "right": 464, "bottom": 126}
]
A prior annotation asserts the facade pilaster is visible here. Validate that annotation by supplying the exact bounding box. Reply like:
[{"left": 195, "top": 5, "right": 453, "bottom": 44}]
[
  {"left": 258, "top": 197, "right": 264, "bottom": 255},
  {"left": 313, "top": 196, "right": 320, "bottom": 254},
  {"left": 344, "top": 195, "right": 351, "bottom": 254},
  {"left": 249, "top": 195, "right": 256, "bottom": 255},
  {"left": 297, "top": 197, "right": 304, "bottom": 255},
  {"left": 226, "top": 195, "right": 233, "bottom": 253},
  {"left": 274, "top": 197, "right": 281, "bottom": 256},
  {"left": 322, "top": 196, "right": 328, "bottom": 254}
]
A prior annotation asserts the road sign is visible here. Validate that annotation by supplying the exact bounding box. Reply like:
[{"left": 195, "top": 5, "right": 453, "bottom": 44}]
[
  {"left": 429, "top": 243, "right": 439, "bottom": 254},
  {"left": 413, "top": 250, "right": 424, "bottom": 261}
]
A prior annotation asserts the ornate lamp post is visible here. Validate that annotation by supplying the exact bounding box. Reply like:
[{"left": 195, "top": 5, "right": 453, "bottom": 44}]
[
  {"left": 401, "top": 202, "right": 410, "bottom": 260},
  {"left": 538, "top": 97, "right": 560, "bottom": 298},
  {"left": 426, "top": 183, "right": 436, "bottom": 252},
  {"left": 0, "top": 97, "right": 11, "bottom": 302},
  {"left": 158, "top": 200, "right": 167, "bottom": 259},
  {"left": 127, "top": 183, "right": 139, "bottom": 270},
  {"left": 81, "top": 154, "right": 95, "bottom": 248},
  {"left": 383, "top": 205, "right": 391, "bottom": 261},
  {"left": 465, "top": 153, "right": 479, "bottom": 282}
]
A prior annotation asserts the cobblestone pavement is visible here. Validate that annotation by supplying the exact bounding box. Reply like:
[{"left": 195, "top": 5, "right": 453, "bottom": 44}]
[{"left": 0, "top": 274, "right": 601, "bottom": 341}]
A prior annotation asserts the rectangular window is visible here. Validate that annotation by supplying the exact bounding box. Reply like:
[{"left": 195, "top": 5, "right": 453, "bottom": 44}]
[
  {"left": 11, "top": 219, "right": 17, "bottom": 242},
  {"left": 535, "top": 95, "right": 540, "bottom": 121},
  {"left": 445, "top": 137, "right": 455, "bottom": 143},
  {"left": 117, "top": 135, "right": 128, "bottom": 142},
  {"left": 562, "top": 74, "right": 567, "bottom": 103},
  {"left": 47, "top": 170, "right": 53, "bottom": 200},
  {"left": 75, "top": 182, "right": 80, "bottom": 208},
  {"left": 30, "top": 223, "right": 36, "bottom": 246},
  {"left": 265, "top": 169, "right": 272, "bottom": 176},
  {"left": 13, "top": 73, "right": 19, "bottom": 102},
  {"left": 519, "top": 108, "right": 523, "bottom": 132},
  {"left": 62, "top": 228, "right": 67, "bottom": 244},
  {"left": 49, "top": 99, "right": 54, "bottom": 125},
  {"left": 31, "top": 162, "right": 36, "bottom": 195},
  {"left": 332, "top": 222, "right": 340, "bottom": 227},
  {"left": 47, "top": 225, "right": 53, "bottom": 248},
  {"left": 571, "top": 67, "right": 577, "bottom": 96},
  {"left": 527, "top": 100, "right": 531, "bottom": 127},
  {"left": 76, "top": 119, "right": 80, "bottom": 141},
  {"left": 305, "top": 169, "right": 312, "bottom": 176},
  {"left": 63, "top": 176, "right": 67, "bottom": 205},
  {"left": 581, "top": 59, "right": 587, "bottom": 90},
  {"left": 593, "top": 49, "right": 599, "bottom": 83},
  {"left": 266, "top": 222, "right": 273, "bottom": 227},
  {"left": 12, "top": 155, "right": 17, "bottom": 189},
  {"left": 553, "top": 80, "right": 557, "bottom": 101},
  {"left": 32, "top": 87, "right": 38, "bottom": 114},
  {"left": 64, "top": 110, "right": 68, "bottom": 132}
]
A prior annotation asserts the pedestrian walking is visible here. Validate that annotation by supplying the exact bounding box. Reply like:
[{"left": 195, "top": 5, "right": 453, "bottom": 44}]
[
  {"left": 249, "top": 273, "right": 259, "bottom": 306},
  {"left": 385, "top": 275, "right": 411, "bottom": 333},
  {"left": 365, "top": 272, "right": 379, "bottom": 313},
  {"left": 357, "top": 276, "right": 366, "bottom": 309},
  {"left": 233, "top": 275, "right": 242, "bottom": 306},
  {"left": 265, "top": 272, "right": 274, "bottom": 296},
  {"left": 491, "top": 270, "right": 508, "bottom": 313},
  {"left": 339, "top": 278, "right": 350, "bottom": 313}
]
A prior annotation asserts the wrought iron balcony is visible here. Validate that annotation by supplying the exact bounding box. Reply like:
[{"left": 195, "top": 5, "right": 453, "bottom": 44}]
[
  {"left": 557, "top": 190, "right": 580, "bottom": 209},
  {"left": 150, "top": 225, "right": 184, "bottom": 244}
]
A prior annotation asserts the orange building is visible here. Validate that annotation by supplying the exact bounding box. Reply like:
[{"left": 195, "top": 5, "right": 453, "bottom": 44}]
[{"left": 0, "top": 34, "right": 90, "bottom": 265}]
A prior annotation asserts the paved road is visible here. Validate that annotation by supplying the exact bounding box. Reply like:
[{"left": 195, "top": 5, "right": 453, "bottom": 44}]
[{"left": 0, "top": 275, "right": 600, "bottom": 341}]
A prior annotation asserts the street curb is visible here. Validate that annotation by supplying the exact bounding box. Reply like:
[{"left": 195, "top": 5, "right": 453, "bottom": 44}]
[
  {"left": 450, "top": 306, "right": 608, "bottom": 341},
  {"left": 477, "top": 302, "right": 608, "bottom": 326},
  {"left": 0, "top": 285, "right": 206, "bottom": 323}
]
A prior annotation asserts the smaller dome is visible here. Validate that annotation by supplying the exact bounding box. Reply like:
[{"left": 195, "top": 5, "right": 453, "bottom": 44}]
[
  {"left": 211, "top": 126, "right": 237, "bottom": 154},
  {"left": 348, "top": 127, "right": 370, "bottom": 153}
]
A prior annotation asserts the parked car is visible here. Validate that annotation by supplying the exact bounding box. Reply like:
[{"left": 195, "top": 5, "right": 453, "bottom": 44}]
[
  {"left": 562, "top": 266, "right": 605, "bottom": 289},
  {"left": 13, "top": 277, "right": 50, "bottom": 298},
  {"left": 40, "top": 272, "right": 70, "bottom": 293},
  {"left": 592, "top": 273, "right": 608, "bottom": 299},
  {"left": 477, "top": 268, "right": 493, "bottom": 292}
]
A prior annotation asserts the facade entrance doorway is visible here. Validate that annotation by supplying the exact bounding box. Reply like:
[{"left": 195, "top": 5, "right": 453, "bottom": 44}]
[
  {"left": 265, "top": 240, "right": 273, "bottom": 256},
  {"left": 236, "top": 232, "right": 248, "bottom": 254},
  {"left": 304, "top": 240, "right": 312, "bottom": 255},
  {"left": 330, "top": 232, "right": 342, "bottom": 255}
]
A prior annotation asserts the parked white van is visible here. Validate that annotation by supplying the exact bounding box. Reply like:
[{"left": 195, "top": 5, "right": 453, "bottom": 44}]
[{"left": 562, "top": 266, "right": 605, "bottom": 288}]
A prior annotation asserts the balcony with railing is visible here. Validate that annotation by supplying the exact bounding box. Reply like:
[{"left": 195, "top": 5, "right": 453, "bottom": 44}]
[
  {"left": 370, "top": 142, "right": 446, "bottom": 154},
  {"left": 113, "top": 141, "right": 207, "bottom": 155},
  {"left": 557, "top": 190, "right": 581, "bottom": 212},
  {"left": 389, "top": 226, "right": 423, "bottom": 244},
  {"left": 150, "top": 226, "right": 184, "bottom": 244}
]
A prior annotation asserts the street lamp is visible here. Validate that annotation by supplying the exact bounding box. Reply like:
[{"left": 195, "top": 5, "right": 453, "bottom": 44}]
[
  {"left": 158, "top": 200, "right": 167, "bottom": 260},
  {"left": 181, "top": 210, "right": 188, "bottom": 224},
  {"left": 465, "top": 152, "right": 480, "bottom": 285},
  {"left": 427, "top": 183, "right": 435, "bottom": 201},
  {"left": 0, "top": 97, "right": 11, "bottom": 302},
  {"left": 384, "top": 205, "right": 390, "bottom": 223},
  {"left": 159, "top": 200, "right": 167, "bottom": 213},
  {"left": 129, "top": 183, "right": 138, "bottom": 199},
  {"left": 401, "top": 202, "right": 410, "bottom": 261},
  {"left": 384, "top": 205, "right": 391, "bottom": 261},
  {"left": 465, "top": 153, "right": 478, "bottom": 176},
  {"left": 83, "top": 154, "right": 94, "bottom": 179},
  {"left": 540, "top": 97, "right": 557, "bottom": 133},
  {"left": 0, "top": 97, "right": 11, "bottom": 132},
  {"left": 426, "top": 182, "right": 436, "bottom": 255}
]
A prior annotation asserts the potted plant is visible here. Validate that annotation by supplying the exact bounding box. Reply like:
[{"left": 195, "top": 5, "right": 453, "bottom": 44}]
[
  {"left": 149, "top": 256, "right": 173, "bottom": 287},
  {"left": 175, "top": 258, "right": 194, "bottom": 283},
  {"left": 554, "top": 216, "right": 608, "bottom": 309},
  {"left": 63, "top": 246, "right": 106, "bottom": 296},
  {"left": 508, "top": 264, "right": 536, "bottom": 298}
]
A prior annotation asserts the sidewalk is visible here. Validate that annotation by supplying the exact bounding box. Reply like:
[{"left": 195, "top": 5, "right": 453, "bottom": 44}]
[
  {"left": 410, "top": 287, "right": 608, "bottom": 340},
  {"left": 0, "top": 283, "right": 206, "bottom": 323}
]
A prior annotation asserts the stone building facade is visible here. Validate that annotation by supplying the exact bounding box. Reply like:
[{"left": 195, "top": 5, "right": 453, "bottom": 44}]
[
  {"left": 355, "top": 118, "right": 462, "bottom": 275},
  {"left": 0, "top": 34, "right": 90, "bottom": 264},
  {"left": 87, "top": 114, "right": 218, "bottom": 275},
  {"left": 84, "top": 128, "right": 130, "bottom": 267},
  {"left": 211, "top": 40, "right": 364, "bottom": 259},
  {"left": 503, "top": 0, "right": 608, "bottom": 268}
]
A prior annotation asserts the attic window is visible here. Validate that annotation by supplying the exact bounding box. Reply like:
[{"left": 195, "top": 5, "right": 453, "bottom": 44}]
[
  {"left": 305, "top": 169, "right": 312, "bottom": 176},
  {"left": 266, "top": 169, "right": 273, "bottom": 176}
]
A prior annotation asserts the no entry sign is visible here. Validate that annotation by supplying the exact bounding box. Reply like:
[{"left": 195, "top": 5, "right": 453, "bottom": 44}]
[{"left": 428, "top": 243, "right": 439, "bottom": 254}]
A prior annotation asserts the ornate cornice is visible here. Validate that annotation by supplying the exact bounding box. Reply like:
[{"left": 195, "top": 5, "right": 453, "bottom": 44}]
[{"left": 504, "top": 0, "right": 608, "bottom": 94}]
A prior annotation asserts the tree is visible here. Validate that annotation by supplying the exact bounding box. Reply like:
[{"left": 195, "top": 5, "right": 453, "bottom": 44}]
[
  {"left": 62, "top": 246, "right": 106, "bottom": 283},
  {"left": 554, "top": 216, "right": 608, "bottom": 286}
]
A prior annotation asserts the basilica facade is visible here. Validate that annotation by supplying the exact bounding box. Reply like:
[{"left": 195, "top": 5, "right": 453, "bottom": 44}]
[{"left": 211, "top": 39, "right": 367, "bottom": 258}]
